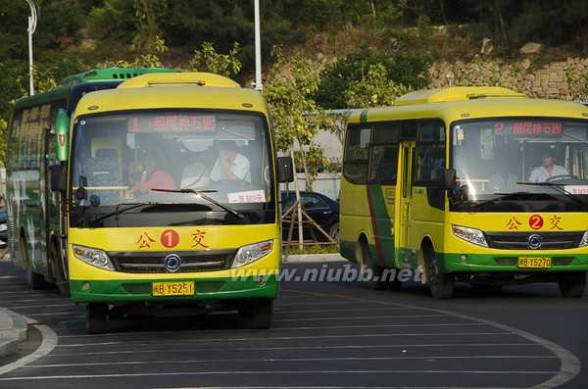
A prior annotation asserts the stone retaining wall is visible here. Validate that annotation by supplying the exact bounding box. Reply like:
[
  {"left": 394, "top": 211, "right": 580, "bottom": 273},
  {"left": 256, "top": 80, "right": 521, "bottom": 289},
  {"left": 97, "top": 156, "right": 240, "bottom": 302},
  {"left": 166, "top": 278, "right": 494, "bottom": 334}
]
[{"left": 428, "top": 57, "right": 588, "bottom": 100}]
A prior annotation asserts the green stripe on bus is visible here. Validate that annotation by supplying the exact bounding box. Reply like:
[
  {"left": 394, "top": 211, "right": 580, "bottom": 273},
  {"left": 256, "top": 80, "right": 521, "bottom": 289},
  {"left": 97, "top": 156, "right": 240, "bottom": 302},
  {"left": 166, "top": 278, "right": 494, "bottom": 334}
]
[{"left": 366, "top": 186, "right": 395, "bottom": 268}]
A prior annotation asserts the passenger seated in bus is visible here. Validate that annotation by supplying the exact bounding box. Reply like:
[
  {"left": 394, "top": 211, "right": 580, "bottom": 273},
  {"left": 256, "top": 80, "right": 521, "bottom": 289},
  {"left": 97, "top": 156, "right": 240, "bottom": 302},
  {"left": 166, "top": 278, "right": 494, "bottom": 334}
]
[
  {"left": 132, "top": 150, "right": 176, "bottom": 193},
  {"left": 209, "top": 140, "right": 251, "bottom": 183},
  {"left": 487, "top": 154, "right": 518, "bottom": 192},
  {"left": 529, "top": 152, "right": 569, "bottom": 183}
]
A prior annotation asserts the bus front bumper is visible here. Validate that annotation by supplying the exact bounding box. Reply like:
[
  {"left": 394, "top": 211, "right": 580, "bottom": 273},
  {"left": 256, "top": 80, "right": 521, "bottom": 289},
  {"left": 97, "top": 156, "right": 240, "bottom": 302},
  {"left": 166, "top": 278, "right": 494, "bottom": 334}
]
[
  {"left": 70, "top": 275, "right": 278, "bottom": 304},
  {"left": 443, "top": 253, "right": 588, "bottom": 273}
]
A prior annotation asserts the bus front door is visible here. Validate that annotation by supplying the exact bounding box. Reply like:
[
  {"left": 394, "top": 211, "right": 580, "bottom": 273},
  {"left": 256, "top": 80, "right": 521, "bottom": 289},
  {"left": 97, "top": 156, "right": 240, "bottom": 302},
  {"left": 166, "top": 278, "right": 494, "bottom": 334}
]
[{"left": 395, "top": 141, "right": 415, "bottom": 268}]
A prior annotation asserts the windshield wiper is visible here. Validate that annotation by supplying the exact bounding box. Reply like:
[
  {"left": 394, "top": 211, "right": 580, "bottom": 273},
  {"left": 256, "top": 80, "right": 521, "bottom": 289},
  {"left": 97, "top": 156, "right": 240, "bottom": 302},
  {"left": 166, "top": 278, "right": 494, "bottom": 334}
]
[
  {"left": 90, "top": 202, "right": 160, "bottom": 224},
  {"left": 151, "top": 188, "right": 245, "bottom": 219},
  {"left": 517, "top": 182, "right": 588, "bottom": 210}
]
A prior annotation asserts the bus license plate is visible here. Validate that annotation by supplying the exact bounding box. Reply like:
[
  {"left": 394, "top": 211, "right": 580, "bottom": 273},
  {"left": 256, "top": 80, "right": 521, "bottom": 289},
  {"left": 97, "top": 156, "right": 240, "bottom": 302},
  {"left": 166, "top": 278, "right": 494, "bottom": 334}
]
[
  {"left": 152, "top": 282, "right": 195, "bottom": 297},
  {"left": 517, "top": 257, "right": 552, "bottom": 269}
]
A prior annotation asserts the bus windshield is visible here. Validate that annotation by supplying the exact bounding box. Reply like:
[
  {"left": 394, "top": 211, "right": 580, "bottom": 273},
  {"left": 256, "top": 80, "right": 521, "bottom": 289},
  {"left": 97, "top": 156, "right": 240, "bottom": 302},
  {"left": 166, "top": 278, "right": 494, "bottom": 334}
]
[
  {"left": 70, "top": 110, "right": 273, "bottom": 222},
  {"left": 451, "top": 118, "right": 588, "bottom": 210}
]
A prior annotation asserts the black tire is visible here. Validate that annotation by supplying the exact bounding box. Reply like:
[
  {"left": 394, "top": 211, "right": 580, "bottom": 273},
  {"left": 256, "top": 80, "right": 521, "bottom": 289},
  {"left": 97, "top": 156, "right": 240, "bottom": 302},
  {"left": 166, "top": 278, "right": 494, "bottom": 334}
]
[
  {"left": 87, "top": 303, "right": 109, "bottom": 334},
  {"left": 424, "top": 247, "right": 454, "bottom": 299},
  {"left": 21, "top": 238, "right": 45, "bottom": 289},
  {"left": 240, "top": 299, "right": 273, "bottom": 329},
  {"left": 329, "top": 222, "right": 340, "bottom": 243},
  {"left": 558, "top": 272, "right": 586, "bottom": 298},
  {"left": 356, "top": 240, "right": 389, "bottom": 290}
]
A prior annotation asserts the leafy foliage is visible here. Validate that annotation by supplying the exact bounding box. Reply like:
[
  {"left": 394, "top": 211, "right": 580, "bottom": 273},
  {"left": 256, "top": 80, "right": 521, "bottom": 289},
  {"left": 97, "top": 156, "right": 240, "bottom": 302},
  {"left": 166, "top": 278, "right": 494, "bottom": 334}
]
[
  {"left": 188, "top": 42, "right": 242, "bottom": 77},
  {"left": 344, "top": 63, "right": 410, "bottom": 108},
  {"left": 317, "top": 47, "right": 430, "bottom": 108}
]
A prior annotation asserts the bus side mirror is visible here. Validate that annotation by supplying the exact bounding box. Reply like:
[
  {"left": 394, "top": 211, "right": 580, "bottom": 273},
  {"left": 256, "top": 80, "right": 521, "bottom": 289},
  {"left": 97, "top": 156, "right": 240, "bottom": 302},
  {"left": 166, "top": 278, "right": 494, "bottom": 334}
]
[
  {"left": 50, "top": 164, "right": 66, "bottom": 193},
  {"left": 443, "top": 168, "right": 457, "bottom": 189},
  {"left": 277, "top": 156, "right": 294, "bottom": 183},
  {"left": 55, "top": 109, "right": 70, "bottom": 162}
]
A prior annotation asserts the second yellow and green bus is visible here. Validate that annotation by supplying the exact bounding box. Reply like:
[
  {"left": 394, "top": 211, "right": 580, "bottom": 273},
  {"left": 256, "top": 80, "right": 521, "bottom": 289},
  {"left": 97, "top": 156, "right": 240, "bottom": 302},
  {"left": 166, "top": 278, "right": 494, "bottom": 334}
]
[{"left": 340, "top": 86, "right": 588, "bottom": 298}]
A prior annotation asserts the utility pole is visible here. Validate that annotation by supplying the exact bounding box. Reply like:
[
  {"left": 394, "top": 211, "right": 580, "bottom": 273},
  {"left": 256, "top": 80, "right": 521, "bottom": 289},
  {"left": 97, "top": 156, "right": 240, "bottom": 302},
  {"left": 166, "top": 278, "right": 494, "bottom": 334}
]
[
  {"left": 25, "top": 0, "right": 38, "bottom": 96},
  {"left": 254, "top": 0, "right": 262, "bottom": 91}
]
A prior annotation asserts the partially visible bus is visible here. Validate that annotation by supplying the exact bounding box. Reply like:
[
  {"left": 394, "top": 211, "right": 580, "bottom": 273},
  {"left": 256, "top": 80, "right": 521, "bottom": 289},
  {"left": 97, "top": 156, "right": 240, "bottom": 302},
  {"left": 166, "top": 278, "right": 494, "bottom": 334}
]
[
  {"left": 8, "top": 71, "right": 292, "bottom": 332},
  {"left": 340, "top": 87, "right": 588, "bottom": 298}
]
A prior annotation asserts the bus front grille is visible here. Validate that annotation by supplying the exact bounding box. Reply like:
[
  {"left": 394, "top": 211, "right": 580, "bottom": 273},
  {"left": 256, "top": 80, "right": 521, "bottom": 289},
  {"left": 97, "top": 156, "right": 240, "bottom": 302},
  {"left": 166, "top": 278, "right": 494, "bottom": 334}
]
[
  {"left": 109, "top": 250, "right": 236, "bottom": 273},
  {"left": 486, "top": 231, "right": 584, "bottom": 250}
]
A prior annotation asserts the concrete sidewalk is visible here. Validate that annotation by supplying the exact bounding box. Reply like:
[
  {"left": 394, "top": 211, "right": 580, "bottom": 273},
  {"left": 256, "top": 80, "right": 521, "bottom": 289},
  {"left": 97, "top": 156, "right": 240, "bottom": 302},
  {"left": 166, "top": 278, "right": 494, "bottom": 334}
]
[{"left": 0, "top": 308, "right": 28, "bottom": 358}]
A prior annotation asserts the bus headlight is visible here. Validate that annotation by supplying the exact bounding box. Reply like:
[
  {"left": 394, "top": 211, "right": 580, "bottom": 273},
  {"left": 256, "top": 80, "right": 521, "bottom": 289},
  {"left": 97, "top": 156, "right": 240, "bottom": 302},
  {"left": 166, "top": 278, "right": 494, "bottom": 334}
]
[
  {"left": 232, "top": 240, "right": 273, "bottom": 268},
  {"left": 452, "top": 225, "right": 488, "bottom": 247},
  {"left": 0, "top": 223, "right": 7, "bottom": 232},
  {"left": 580, "top": 231, "right": 588, "bottom": 247},
  {"left": 72, "top": 245, "right": 114, "bottom": 271}
]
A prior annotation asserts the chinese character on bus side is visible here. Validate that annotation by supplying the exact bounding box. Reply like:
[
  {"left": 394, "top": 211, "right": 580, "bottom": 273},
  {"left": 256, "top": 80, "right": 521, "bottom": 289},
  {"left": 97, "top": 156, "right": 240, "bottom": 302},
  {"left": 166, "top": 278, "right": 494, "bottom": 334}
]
[
  {"left": 177, "top": 116, "right": 190, "bottom": 131},
  {"left": 136, "top": 232, "right": 156, "bottom": 249},
  {"left": 506, "top": 216, "right": 522, "bottom": 230},
  {"left": 549, "top": 215, "right": 563, "bottom": 230},
  {"left": 191, "top": 230, "right": 209, "bottom": 248},
  {"left": 151, "top": 116, "right": 166, "bottom": 131}
]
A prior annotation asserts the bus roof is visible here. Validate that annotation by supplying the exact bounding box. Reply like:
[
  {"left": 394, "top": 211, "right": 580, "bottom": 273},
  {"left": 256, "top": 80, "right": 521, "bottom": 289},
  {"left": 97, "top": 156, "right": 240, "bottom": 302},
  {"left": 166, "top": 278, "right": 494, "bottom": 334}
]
[
  {"left": 58, "top": 67, "right": 175, "bottom": 88},
  {"left": 74, "top": 73, "right": 268, "bottom": 116},
  {"left": 348, "top": 87, "right": 588, "bottom": 124}
]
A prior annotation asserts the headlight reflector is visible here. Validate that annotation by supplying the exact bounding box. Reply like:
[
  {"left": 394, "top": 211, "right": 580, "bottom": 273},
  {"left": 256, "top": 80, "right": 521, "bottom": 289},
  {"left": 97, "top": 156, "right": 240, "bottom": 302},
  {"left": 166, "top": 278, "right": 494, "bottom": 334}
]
[
  {"left": 232, "top": 240, "right": 273, "bottom": 268},
  {"left": 580, "top": 231, "right": 588, "bottom": 248},
  {"left": 72, "top": 245, "right": 114, "bottom": 271},
  {"left": 452, "top": 225, "right": 488, "bottom": 247}
]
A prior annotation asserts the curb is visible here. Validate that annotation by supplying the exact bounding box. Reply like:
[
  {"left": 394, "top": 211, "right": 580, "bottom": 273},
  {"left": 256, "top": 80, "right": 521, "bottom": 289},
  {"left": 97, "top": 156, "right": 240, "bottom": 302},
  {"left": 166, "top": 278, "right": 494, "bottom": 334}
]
[
  {"left": 0, "top": 308, "right": 28, "bottom": 358},
  {"left": 282, "top": 253, "right": 346, "bottom": 264}
]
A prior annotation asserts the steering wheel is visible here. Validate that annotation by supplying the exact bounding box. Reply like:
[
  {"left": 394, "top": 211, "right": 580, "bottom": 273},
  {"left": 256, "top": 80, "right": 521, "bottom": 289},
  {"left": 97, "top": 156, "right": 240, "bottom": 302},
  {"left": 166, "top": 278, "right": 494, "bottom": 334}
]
[{"left": 546, "top": 174, "right": 575, "bottom": 183}]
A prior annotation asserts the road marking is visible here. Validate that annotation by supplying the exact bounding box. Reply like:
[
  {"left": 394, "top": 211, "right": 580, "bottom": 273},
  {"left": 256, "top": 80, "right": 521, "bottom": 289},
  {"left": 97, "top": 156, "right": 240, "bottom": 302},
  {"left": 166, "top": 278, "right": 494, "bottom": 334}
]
[
  {"left": 54, "top": 331, "right": 511, "bottom": 349},
  {"left": 26, "top": 355, "right": 557, "bottom": 369},
  {"left": 0, "top": 369, "right": 558, "bottom": 382},
  {"left": 0, "top": 321, "right": 58, "bottom": 376},
  {"left": 273, "top": 314, "right": 445, "bottom": 322},
  {"left": 27, "top": 311, "right": 80, "bottom": 317},
  {"left": 275, "top": 306, "right": 418, "bottom": 314},
  {"left": 4, "top": 303, "right": 74, "bottom": 310},
  {"left": 284, "top": 289, "right": 582, "bottom": 389},
  {"left": 44, "top": 342, "right": 544, "bottom": 358}
]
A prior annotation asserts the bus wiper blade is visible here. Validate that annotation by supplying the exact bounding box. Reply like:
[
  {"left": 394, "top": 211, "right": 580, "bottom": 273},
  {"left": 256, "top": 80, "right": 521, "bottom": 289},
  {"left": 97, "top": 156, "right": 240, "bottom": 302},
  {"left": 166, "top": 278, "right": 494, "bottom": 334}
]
[
  {"left": 90, "top": 202, "right": 160, "bottom": 224},
  {"left": 151, "top": 188, "right": 246, "bottom": 219},
  {"left": 468, "top": 192, "right": 534, "bottom": 211},
  {"left": 517, "top": 182, "right": 588, "bottom": 210}
]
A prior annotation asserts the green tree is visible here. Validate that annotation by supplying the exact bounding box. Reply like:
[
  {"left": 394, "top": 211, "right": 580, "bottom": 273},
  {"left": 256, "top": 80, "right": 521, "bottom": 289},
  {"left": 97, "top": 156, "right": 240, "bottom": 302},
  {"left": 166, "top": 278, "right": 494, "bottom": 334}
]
[
  {"left": 188, "top": 42, "right": 242, "bottom": 77},
  {"left": 344, "top": 63, "right": 409, "bottom": 107},
  {"left": 264, "top": 49, "right": 335, "bottom": 190},
  {"left": 317, "top": 48, "right": 429, "bottom": 108}
]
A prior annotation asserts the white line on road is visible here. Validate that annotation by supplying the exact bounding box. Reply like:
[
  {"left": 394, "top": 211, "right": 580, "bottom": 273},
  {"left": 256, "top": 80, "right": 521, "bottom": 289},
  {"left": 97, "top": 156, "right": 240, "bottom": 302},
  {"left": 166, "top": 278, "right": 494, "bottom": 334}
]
[
  {"left": 54, "top": 331, "right": 511, "bottom": 348},
  {"left": 0, "top": 321, "right": 58, "bottom": 376},
  {"left": 0, "top": 369, "right": 558, "bottom": 382},
  {"left": 4, "top": 303, "right": 74, "bottom": 310},
  {"left": 25, "top": 355, "right": 557, "bottom": 369},
  {"left": 46, "top": 342, "right": 543, "bottom": 358},
  {"left": 273, "top": 314, "right": 445, "bottom": 322}
]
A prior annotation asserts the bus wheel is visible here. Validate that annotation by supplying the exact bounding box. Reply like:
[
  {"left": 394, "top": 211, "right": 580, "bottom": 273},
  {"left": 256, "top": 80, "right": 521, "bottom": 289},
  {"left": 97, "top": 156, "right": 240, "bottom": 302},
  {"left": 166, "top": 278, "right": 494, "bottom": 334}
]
[
  {"left": 21, "top": 238, "right": 45, "bottom": 290},
  {"left": 356, "top": 240, "right": 388, "bottom": 290},
  {"left": 424, "top": 247, "right": 454, "bottom": 299},
  {"left": 558, "top": 272, "right": 586, "bottom": 298},
  {"left": 87, "top": 303, "right": 109, "bottom": 334},
  {"left": 239, "top": 299, "right": 273, "bottom": 329}
]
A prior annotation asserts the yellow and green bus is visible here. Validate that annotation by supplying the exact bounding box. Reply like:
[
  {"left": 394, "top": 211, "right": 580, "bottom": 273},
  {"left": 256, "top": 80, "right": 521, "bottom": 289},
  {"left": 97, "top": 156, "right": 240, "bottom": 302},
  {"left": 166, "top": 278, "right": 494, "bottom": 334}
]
[
  {"left": 8, "top": 70, "right": 292, "bottom": 332},
  {"left": 340, "top": 86, "right": 588, "bottom": 298}
]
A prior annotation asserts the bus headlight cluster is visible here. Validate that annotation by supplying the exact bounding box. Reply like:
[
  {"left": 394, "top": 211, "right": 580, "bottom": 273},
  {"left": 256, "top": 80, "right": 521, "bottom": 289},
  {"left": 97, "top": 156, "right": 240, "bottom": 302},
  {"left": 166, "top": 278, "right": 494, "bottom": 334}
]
[
  {"left": 73, "top": 245, "right": 114, "bottom": 271},
  {"left": 452, "top": 225, "right": 488, "bottom": 247},
  {"left": 580, "top": 231, "right": 588, "bottom": 247},
  {"left": 232, "top": 240, "right": 273, "bottom": 268},
  {"left": 0, "top": 223, "right": 7, "bottom": 232}
]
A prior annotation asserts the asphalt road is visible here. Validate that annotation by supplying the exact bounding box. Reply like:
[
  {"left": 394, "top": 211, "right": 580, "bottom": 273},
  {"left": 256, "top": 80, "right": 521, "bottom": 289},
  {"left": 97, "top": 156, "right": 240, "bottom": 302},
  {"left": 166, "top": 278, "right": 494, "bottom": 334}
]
[{"left": 0, "top": 259, "right": 587, "bottom": 389}]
